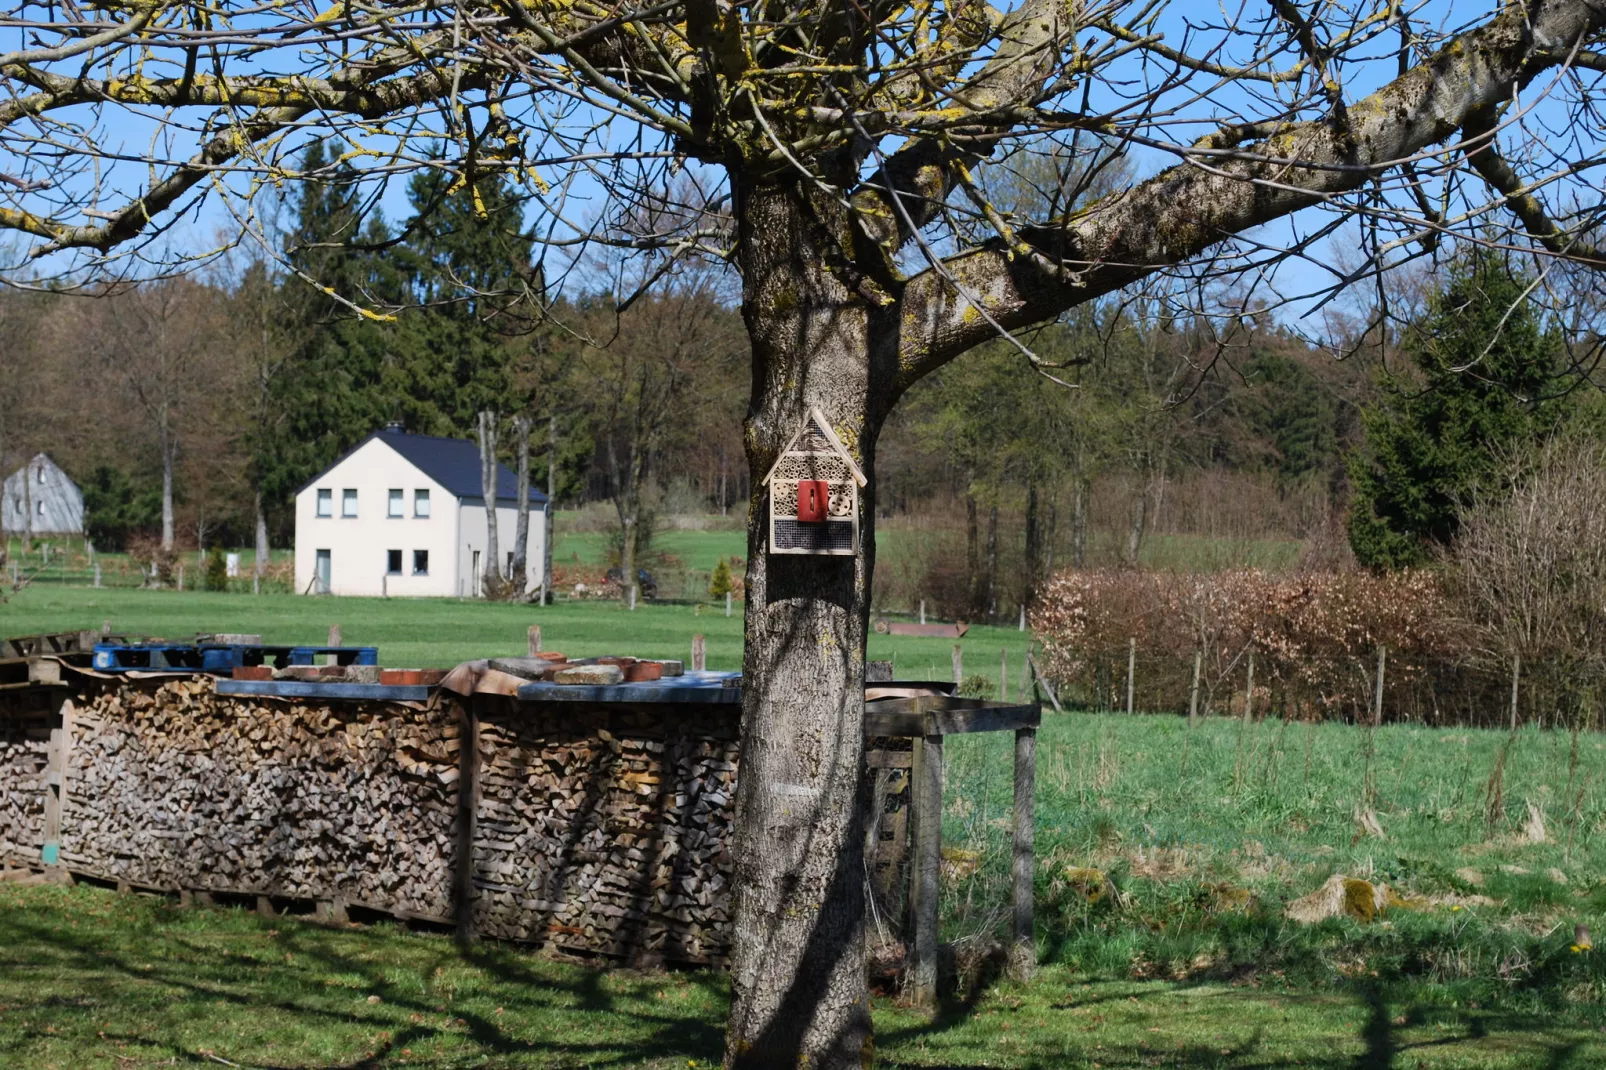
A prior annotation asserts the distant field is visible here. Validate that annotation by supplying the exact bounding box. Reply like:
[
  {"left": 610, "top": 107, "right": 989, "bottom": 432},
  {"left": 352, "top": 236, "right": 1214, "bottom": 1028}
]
[{"left": 0, "top": 585, "right": 1036, "bottom": 683}]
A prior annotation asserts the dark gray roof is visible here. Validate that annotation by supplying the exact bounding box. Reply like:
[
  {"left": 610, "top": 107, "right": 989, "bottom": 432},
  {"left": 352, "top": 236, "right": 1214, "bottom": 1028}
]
[
  {"left": 302, "top": 428, "right": 548, "bottom": 504},
  {"left": 378, "top": 428, "right": 548, "bottom": 504}
]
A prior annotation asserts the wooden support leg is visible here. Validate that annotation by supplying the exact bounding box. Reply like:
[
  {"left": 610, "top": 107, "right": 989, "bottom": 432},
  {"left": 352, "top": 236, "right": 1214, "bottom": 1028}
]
[
  {"left": 256, "top": 895, "right": 277, "bottom": 919},
  {"left": 194, "top": 891, "right": 214, "bottom": 908},
  {"left": 1010, "top": 726, "right": 1037, "bottom": 981},
  {"left": 454, "top": 696, "right": 481, "bottom": 946},
  {"left": 909, "top": 732, "right": 944, "bottom": 1008}
]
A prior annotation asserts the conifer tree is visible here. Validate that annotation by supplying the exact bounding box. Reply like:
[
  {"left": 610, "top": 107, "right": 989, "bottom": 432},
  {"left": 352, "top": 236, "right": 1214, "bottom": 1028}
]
[{"left": 1348, "top": 250, "right": 1566, "bottom": 568}]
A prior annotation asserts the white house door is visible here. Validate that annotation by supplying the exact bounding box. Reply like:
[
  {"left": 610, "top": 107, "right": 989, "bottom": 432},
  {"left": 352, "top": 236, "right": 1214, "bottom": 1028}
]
[{"left": 315, "top": 549, "right": 331, "bottom": 594}]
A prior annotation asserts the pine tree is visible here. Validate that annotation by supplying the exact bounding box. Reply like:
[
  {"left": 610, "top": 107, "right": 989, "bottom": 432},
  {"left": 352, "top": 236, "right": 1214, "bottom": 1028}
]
[
  {"left": 1348, "top": 249, "right": 1566, "bottom": 568},
  {"left": 709, "top": 557, "right": 734, "bottom": 599}
]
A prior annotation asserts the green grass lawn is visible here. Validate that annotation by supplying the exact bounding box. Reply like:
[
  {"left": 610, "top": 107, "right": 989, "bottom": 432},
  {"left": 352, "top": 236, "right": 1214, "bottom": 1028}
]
[
  {"left": 3, "top": 879, "right": 1602, "bottom": 1069},
  {"left": 5, "top": 706, "right": 1606, "bottom": 1066},
  {"left": 0, "top": 585, "right": 1037, "bottom": 683}
]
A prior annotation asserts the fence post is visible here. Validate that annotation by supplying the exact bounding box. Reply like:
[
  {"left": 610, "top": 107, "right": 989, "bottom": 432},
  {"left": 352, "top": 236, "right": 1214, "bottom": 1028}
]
[
  {"left": 628, "top": 584, "right": 637, "bottom": 612},
  {"left": 176, "top": 564, "right": 184, "bottom": 591},
  {"left": 1018, "top": 605, "right": 1026, "bottom": 632},
  {"left": 1189, "top": 650, "right": 1202, "bottom": 725},
  {"left": 1125, "top": 637, "right": 1136, "bottom": 715},
  {"left": 725, "top": 591, "right": 732, "bottom": 618},
  {"left": 1373, "top": 646, "right": 1386, "bottom": 727},
  {"left": 1244, "top": 648, "right": 1255, "bottom": 724},
  {"left": 692, "top": 634, "right": 706, "bottom": 672},
  {"left": 952, "top": 644, "right": 963, "bottom": 687},
  {"left": 327, "top": 624, "right": 341, "bottom": 667},
  {"left": 919, "top": 599, "right": 926, "bottom": 625},
  {"left": 527, "top": 625, "right": 541, "bottom": 656},
  {"left": 1000, "top": 648, "right": 1008, "bottom": 701},
  {"left": 93, "top": 563, "right": 101, "bottom": 588},
  {"left": 1009, "top": 726, "right": 1037, "bottom": 982},
  {"left": 1510, "top": 653, "right": 1521, "bottom": 731},
  {"left": 909, "top": 730, "right": 944, "bottom": 1007}
]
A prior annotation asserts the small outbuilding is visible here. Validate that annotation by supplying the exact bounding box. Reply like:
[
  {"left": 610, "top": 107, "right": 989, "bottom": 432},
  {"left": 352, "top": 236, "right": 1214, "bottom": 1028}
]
[
  {"left": 293, "top": 425, "right": 548, "bottom": 598},
  {"left": 1, "top": 453, "right": 84, "bottom": 537}
]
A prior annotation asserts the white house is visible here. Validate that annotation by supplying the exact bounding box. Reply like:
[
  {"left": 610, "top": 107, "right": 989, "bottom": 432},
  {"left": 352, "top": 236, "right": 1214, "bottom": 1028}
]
[
  {"left": 2, "top": 453, "right": 84, "bottom": 537},
  {"left": 294, "top": 425, "right": 548, "bottom": 598}
]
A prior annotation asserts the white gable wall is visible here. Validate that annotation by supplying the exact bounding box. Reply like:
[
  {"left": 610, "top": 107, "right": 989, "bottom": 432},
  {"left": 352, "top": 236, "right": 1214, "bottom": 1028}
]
[
  {"left": 293, "top": 436, "right": 548, "bottom": 598},
  {"left": 456, "top": 499, "right": 545, "bottom": 597},
  {"left": 294, "top": 438, "right": 458, "bottom": 597},
  {"left": 2, "top": 454, "right": 84, "bottom": 536}
]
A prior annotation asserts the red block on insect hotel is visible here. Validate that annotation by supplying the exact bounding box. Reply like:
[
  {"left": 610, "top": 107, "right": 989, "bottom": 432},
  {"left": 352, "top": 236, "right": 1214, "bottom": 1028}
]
[{"left": 796, "top": 480, "right": 829, "bottom": 522}]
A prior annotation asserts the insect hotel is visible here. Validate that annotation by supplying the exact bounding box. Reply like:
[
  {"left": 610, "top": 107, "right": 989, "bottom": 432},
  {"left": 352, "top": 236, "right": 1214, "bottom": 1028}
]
[{"left": 763, "top": 407, "right": 865, "bottom": 555}]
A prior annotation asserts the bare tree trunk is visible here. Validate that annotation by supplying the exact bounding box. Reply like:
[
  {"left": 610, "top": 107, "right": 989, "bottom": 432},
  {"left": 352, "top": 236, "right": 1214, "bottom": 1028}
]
[
  {"left": 510, "top": 415, "right": 532, "bottom": 596},
  {"left": 254, "top": 490, "right": 269, "bottom": 585},
  {"left": 544, "top": 414, "right": 556, "bottom": 605},
  {"left": 160, "top": 431, "right": 175, "bottom": 552},
  {"left": 965, "top": 492, "right": 980, "bottom": 615},
  {"left": 724, "top": 179, "right": 876, "bottom": 1070},
  {"left": 985, "top": 503, "right": 999, "bottom": 619},
  {"left": 1071, "top": 477, "right": 1087, "bottom": 568},
  {"left": 1125, "top": 482, "right": 1147, "bottom": 566},
  {"left": 1044, "top": 500, "right": 1057, "bottom": 578},
  {"left": 1023, "top": 481, "right": 1040, "bottom": 608},
  {"left": 477, "top": 411, "right": 502, "bottom": 594},
  {"left": 20, "top": 460, "right": 32, "bottom": 553}
]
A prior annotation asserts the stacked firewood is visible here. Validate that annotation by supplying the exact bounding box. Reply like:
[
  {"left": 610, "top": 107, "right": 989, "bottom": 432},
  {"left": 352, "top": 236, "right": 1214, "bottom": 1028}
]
[
  {"left": 471, "top": 700, "right": 741, "bottom": 965},
  {"left": 61, "top": 678, "right": 461, "bottom": 919},
  {"left": 0, "top": 696, "right": 50, "bottom": 864}
]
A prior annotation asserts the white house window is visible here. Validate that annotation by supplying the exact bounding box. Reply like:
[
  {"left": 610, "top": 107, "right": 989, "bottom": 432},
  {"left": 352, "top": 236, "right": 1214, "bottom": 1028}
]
[
  {"left": 386, "top": 549, "right": 402, "bottom": 575},
  {"left": 388, "top": 489, "right": 404, "bottom": 518},
  {"left": 413, "top": 550, "right": 429, "bottom": 575},
  {"left": 414, "top": 489, "right": 430, "bottom": 518},
  {"left": 342, "top": 488, "right": 358, "bottom": 517},
  {"left": 316, "top": 488, "right": 332, "bottom": 517}
]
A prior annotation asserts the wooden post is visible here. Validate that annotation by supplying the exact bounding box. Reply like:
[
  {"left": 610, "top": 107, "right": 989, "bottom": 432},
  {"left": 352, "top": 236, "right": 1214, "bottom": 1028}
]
[
  {"left": 1027, "top": 654, "right": 1063, "bottom": 714},
  {"left": 1000, "top": 648, "right": 1008, "bottom": 702},
  {"left": 1510, "top": 653, "right": 1521, "bottom": 731},
  {"left": 102, "top": 620, "right": 112, "bottom": 636},
  {"left": 919, "top": 599, "right": 926, "bottom": 625},
  {"left": 176, "top": 564, "right": 184, "bottom": 591},
  {"left": 1244, "top": 648, "right": 1255, "bottom": 723},
  {"left": 1373, "top": 646, "right": 1386, "bottom": 727},
  {"left": 93, "top": 563, "right": 101, "bottom": 588},
  {"left": 1125, "top": 637, "right": 1136, "bottom": 715},
  {"left": 1009, "top": 726, "right": 1037, "bottom": 981},
  {"left": 454, "top": 695, "right": 481, "bottom": 946},
  {"left": 1189, "top": 650, "right": 1202, "bottom": 726},
  {"left": 692, "top": 634, "right": 707, "bottom": 672},
  {"left": 725, "top": 590, "right": 732, "bottom": 618},
  {"left": 628, "top": 584, "right": 637, "bottom": 611},
  {"left": 41, "top": 699, "right": 72, "bottom": 867},
  {"left": 527, "top": 625, "right": 541, "bottom": 656},
  {"left": 951, "top": 644, "right": 963, "bottom": 687},
  {"left": 1018, "top": 649, "right": 1031, "bottom": 699},
  {"left": 1018, "top": 605, "right": 1026, "bottom": 632},
  {"left": 909, "top": 729, "right": 944, "bottom": 1007},
  {"left": 327, "top": 624, "right": 341, "bottom": 667}
]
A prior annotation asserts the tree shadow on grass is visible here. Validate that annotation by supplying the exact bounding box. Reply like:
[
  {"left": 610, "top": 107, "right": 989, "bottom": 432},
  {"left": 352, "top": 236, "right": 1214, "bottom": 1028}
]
[
  {"left": 875, "top": 975, "right": 1601, "bottom": 1070},
  {"left": 0, "top": 888, "right": 727, "bottom": 1069}
]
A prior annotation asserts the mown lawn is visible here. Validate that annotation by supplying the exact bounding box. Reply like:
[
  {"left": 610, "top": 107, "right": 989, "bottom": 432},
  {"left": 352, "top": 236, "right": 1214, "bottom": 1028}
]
[
  {"left": 3, "top": 879, "right": 1602, "bottom": 1069},
  {"left": 0, "top": 585, "right": 1035, "bottom": 685},
  {"left": 5, "top": 710, "right": 1606, "bottom": 1066}
]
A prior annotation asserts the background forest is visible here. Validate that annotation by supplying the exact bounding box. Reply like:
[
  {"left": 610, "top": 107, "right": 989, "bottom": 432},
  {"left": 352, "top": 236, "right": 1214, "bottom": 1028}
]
[{"left": 2, "top": 147, "right": 1602, "bottom": 636}]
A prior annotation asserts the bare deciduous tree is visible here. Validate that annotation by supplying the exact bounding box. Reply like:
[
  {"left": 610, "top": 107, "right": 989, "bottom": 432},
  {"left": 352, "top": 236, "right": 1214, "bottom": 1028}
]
[{"left": 4, "top": 1, "right": 1606, "bottom": 1064}]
